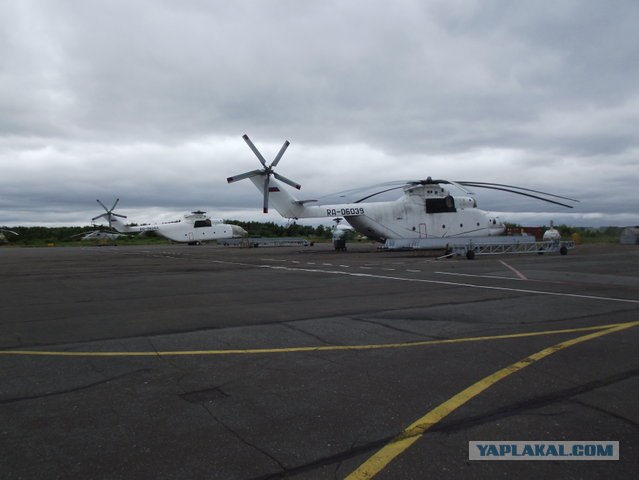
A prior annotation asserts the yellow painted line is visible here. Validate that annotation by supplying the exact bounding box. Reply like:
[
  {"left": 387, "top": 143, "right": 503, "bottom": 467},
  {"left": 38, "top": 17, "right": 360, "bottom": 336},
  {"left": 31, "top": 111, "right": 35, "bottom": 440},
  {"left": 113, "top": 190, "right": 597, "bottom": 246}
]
[
  {"left": 346, "top": 320, "right": 639, "bottom": 479},
  {"left": 0, "top": 322, "right": 631, "bottom": 357}
]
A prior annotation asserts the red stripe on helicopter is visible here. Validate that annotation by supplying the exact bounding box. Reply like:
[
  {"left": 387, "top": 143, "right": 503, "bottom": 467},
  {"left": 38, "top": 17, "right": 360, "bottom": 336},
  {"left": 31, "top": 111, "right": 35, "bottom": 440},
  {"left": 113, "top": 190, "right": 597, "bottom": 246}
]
[{"left": 268, "top": 187, "right": 280, "bottom": 192}]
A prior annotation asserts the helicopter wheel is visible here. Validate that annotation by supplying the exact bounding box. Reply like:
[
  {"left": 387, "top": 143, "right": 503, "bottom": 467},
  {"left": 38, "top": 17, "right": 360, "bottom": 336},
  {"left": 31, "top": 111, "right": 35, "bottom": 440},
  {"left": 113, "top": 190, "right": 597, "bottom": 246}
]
[
  {"left": 560, "top": 245, "right": 568, "bottom": 255},
  {"left": 466, "top": 249, "right": 475, "bottom": 260}
]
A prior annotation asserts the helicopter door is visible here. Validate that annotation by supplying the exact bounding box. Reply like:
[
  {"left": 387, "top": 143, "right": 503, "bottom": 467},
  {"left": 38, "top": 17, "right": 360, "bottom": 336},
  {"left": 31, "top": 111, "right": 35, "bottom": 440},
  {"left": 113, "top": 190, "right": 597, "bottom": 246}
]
[
  {"left": 418, "top": 223, "right": 427, "bottom": 238},
  {"left": 188, "top": 232, "right": 195, "bottom": 242}
]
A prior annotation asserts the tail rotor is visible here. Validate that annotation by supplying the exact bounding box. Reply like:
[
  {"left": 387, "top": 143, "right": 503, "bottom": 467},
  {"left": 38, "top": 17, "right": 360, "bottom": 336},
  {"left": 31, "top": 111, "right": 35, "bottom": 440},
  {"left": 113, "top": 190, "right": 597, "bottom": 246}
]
[
  {"left": 92, "top": 198, "right": 127, "bottom": 229},
  {"left": 227, "top": 134, "right": 301, "bottom": 213}
]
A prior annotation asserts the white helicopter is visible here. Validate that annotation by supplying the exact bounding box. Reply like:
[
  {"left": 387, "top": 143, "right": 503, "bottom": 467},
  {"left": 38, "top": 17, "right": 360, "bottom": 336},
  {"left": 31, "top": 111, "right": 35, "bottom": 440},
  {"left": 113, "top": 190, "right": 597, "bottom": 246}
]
[
  {"left": 92, "top": 199, "right": 248, "bottom": 244},
  {"left": 227, "top": 135, "right": 578, "bottom": 246},
  {"left": 0, "top": 227, "right": 19, "bottom": 244},
  {"left": 71, "top": 228, "right": 128, "bottom": 242}
]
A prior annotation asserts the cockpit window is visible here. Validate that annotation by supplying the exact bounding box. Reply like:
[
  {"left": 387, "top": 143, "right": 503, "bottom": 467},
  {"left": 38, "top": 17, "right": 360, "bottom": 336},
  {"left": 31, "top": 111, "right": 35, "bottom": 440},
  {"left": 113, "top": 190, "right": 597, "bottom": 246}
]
[
  {"left": 425, "top": 195, "right": 456, "bottom": 213},
  {"left": 194, "top": 219, "right": 212, "bottom": 228}
]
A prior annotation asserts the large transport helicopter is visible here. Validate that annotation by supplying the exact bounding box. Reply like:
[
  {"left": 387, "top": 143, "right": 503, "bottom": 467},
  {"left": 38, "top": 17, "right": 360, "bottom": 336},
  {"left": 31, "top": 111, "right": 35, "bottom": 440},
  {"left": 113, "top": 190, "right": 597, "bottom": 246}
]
[
  {"left": 227, "top": 135, "right": 578, "bottom": 252},
  {"left": 92, "top": 199, "right": 248, "bottom": 245}
]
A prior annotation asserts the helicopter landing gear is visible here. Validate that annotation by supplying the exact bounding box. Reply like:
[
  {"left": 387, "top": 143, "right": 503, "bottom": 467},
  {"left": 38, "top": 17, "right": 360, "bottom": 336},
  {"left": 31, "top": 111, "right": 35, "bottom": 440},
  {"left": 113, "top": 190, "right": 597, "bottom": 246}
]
[{"left": 333, "top": 238, "right": 347, "bottom": 252}]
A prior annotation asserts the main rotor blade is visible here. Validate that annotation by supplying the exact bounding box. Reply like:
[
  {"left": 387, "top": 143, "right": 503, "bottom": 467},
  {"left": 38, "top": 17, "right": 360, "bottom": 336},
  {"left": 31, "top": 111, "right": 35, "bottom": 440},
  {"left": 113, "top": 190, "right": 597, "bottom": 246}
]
[
  {"left": 443, "top": 180, "right": 474, "bottom": 195},
  {"left": 313, "top": 180, "right": 412, "bottom": 202},
  {"left": 91, "top": 213, "right": 108, "bottom": 222},
  {"left": 458, "top": 181, "right": 579, "bottom": 203},
  {"left": 227, "top": 169, "right": 263, "bottom": 183},
  {"left": 355, "top": 185, "right": 405, "bottom": 203},
  {"left": 407, "top": 179, "right": 475, "bottom": 195},
  {"left": 243, "top": 134, "right": 268, "bottom": 167},
  {"left": 273, "top": 172, "right": 301, "bottom": 190},
  {"left": 353, "top": 177, "right": 467, "bottom": 203},
  {"left": 263, "top": 176, "right": 270, "bottom": 213},
  {"left": 350, "top": 178, "right": 471, "bottom": 202},
  {"left": 110, "top": 198, "right": 120, "bottom": 212},
  {"left": 112, "top": 213, "right": 127, "bottom": 219},
  {"left": 271, "top": 140, "right": 290, "bottom": 168},
  {"left": 459, "top": 183, "right": 575, "bottom": 208}
]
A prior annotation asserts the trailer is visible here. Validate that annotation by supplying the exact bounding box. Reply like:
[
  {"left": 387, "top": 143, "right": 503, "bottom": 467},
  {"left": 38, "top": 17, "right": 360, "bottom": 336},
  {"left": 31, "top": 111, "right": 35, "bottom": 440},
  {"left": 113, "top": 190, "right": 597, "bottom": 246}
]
[
  {"left": 223, "top": 236, "right": 310, "bottom": 248},
  {"left": 384, "top": 235, "right": 575, "bottom": 259}
]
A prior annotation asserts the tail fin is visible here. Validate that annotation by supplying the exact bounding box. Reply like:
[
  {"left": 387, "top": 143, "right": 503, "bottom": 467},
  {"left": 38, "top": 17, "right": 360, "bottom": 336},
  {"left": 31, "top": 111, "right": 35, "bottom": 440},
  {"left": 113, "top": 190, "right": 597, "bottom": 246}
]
[
  {"left": 249, "top": 176, "right": 307, "bottom": 218},
  {"left": 109, "top": 215, "right": 133, "bottom": 233}
]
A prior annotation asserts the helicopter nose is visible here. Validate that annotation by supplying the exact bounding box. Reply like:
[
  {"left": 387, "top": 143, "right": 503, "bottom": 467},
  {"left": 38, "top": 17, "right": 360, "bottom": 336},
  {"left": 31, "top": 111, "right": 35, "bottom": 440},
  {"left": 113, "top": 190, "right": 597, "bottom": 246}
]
[
  {"left": 491, "top": 217, "right": 506, "bottom": 235},
  {"left": 232, "top": 225, "right": 248, "bottom": 237}
]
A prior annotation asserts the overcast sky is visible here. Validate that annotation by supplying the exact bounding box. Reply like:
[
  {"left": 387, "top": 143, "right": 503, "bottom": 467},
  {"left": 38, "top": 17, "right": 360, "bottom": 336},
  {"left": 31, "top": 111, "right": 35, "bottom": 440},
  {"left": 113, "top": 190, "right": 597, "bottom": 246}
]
[{"left": 1, "top": 0, "right": 638, "bottom": 228}]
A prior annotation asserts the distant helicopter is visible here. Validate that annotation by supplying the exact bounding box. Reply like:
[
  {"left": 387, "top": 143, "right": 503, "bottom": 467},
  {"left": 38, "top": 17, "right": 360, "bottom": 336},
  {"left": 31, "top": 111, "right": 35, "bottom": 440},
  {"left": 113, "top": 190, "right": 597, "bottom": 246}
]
[
  {"left": 70, "top": 229, "right": 128, "bottom": 242},
  {"left": 228, "top": 135, "right": 578, "bottom": 246},
  {"left": 542, "top": 220, "right": 562, "bottom": 242},
  {"left": 0, "top": 227, "right": 18, "bottom": 244},
  {"left": 92, "top": 199, "right": 248, "bottom": 245}
]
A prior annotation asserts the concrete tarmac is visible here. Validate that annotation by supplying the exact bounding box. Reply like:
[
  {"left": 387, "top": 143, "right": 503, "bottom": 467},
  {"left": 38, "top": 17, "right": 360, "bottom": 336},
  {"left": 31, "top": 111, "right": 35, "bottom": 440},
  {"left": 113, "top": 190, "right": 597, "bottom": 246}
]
[{"left": 1, "top": 242, "right": 638, "bottom": 479}]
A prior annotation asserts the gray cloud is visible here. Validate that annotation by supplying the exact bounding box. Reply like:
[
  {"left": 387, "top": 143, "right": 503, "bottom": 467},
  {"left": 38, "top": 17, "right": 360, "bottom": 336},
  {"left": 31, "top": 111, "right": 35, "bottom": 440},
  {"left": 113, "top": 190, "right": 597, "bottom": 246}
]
[{"left": 1, "top": 0, "right": 638, "bottom": 228}]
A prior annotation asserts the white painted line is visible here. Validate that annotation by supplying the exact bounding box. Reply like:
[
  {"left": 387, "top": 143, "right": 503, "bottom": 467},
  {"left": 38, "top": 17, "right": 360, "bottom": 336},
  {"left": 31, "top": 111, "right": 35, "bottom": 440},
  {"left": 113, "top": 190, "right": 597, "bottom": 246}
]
[
  {"left": 210, "top": 260, "right": 639, "bottom": 305},
  {"left": 499, "top": 260, "right": 528, "bottom": 280},
  {"left": 406, "top": 269, "right": 421, "bottom": 273},
  {"left": 435, "top": 271, "right": 523, "bottom": 281}
]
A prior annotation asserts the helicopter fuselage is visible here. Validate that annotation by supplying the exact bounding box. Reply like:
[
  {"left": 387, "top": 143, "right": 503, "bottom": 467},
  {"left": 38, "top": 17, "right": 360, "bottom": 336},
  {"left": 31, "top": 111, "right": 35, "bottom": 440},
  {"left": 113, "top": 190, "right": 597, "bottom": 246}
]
[
  {"left": 229, "top": 135, "right": 577, "bottom": 244},
  {"left": 250, "top": 177, "right": 504, "bottom": 242},
  {"left": 109, "top": 212, "right": 247, "bottom": 243}
]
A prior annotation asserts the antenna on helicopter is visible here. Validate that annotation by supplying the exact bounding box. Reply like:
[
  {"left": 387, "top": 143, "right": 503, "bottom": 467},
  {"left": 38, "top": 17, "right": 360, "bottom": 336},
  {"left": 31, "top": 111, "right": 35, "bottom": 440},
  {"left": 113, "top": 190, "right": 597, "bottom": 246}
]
[
  {"left": 227, "top": 134, "right": 301, "bottom": 213},
  {"left": 92, "top": 199, "right": 127, "bottom": 229}
]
